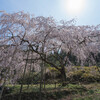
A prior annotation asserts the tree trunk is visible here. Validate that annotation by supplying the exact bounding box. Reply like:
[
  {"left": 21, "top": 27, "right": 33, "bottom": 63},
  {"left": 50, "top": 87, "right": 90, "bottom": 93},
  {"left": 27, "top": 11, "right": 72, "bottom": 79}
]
[
  {"left": 0, "top": 78, "right": 6, "bottom": 100},
  {"left": 43, "top": 65, "right": 46, "bottom": 90},
  {"left": 19, "top": 50, "right": 29, "bottom": 100},
  {"left": 27, "top": 54, "right": 33, "bottom": 89},
  {"left": 60, "top": 66, "right": 66, "bottom": 86},
  {"left": 39, "top": 60, "right": 44, "bottom": 100}
]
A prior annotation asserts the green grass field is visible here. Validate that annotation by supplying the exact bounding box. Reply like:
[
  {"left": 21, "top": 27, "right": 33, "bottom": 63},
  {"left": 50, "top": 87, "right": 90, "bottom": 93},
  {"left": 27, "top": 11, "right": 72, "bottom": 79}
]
[{"left": 2, "top": 83, "right": 100, "bottom": 100}]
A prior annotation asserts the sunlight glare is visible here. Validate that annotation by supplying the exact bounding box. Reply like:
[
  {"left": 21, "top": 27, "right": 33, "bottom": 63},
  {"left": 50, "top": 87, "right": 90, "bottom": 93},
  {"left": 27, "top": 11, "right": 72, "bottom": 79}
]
[{"left": 61, "top": 0, "right": 87, "bottom": 16}]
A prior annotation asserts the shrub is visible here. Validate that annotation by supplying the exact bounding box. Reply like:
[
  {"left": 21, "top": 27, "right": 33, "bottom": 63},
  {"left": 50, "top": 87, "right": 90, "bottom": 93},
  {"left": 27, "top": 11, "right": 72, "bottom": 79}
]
[
  {"left": 17, "top": 72, "right": 40, "bottom": 84},
  {"left": 67, "top": 66, "right": 100, "bottom": 83}
]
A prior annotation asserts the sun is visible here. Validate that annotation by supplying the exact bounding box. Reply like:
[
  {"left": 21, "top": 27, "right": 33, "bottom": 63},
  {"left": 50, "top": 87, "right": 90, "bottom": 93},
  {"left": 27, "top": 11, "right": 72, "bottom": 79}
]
[{"left": 61, "top": 0, "right": 86, "bottom": 16}]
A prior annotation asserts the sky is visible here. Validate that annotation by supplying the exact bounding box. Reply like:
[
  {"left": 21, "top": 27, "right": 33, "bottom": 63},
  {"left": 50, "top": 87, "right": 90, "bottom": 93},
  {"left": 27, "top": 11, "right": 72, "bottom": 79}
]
[{"left": 0, "top": 0, "right": 100, "bottom": 26}]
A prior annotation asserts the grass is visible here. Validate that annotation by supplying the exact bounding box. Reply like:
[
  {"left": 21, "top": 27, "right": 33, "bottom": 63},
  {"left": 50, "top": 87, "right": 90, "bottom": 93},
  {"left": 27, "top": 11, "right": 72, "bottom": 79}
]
[
  {"left": 5, "top": 83, "right": 61, "bottom": 94},
  {"left": 71, "top": 83, "right": 100, "bottom": 100},
  {"left": 2, "top": 83, "right": 100, "bottom": 100}
]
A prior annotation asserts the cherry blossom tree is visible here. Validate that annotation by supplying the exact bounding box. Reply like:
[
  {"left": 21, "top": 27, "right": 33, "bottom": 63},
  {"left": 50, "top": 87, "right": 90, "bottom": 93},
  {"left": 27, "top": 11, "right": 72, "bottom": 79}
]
[{"left": 0, "top": 11, "right": 100, "bottom": 100}]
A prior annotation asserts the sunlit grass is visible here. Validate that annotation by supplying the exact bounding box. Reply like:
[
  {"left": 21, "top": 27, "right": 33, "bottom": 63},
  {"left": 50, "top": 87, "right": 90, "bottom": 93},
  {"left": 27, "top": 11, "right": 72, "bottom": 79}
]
[
  {"left": 5, "top": 83, "right": 61, "bottom": 94},
  {"left": 4, "top": 83, "right": 100, "bottom": 100}
]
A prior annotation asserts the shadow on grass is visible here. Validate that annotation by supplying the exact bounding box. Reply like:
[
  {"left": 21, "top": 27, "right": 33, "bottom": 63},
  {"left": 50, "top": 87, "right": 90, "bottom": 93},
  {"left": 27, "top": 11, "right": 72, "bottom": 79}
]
[{"left": 1, "top": 84, "right": 87, "bottom": 100}]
